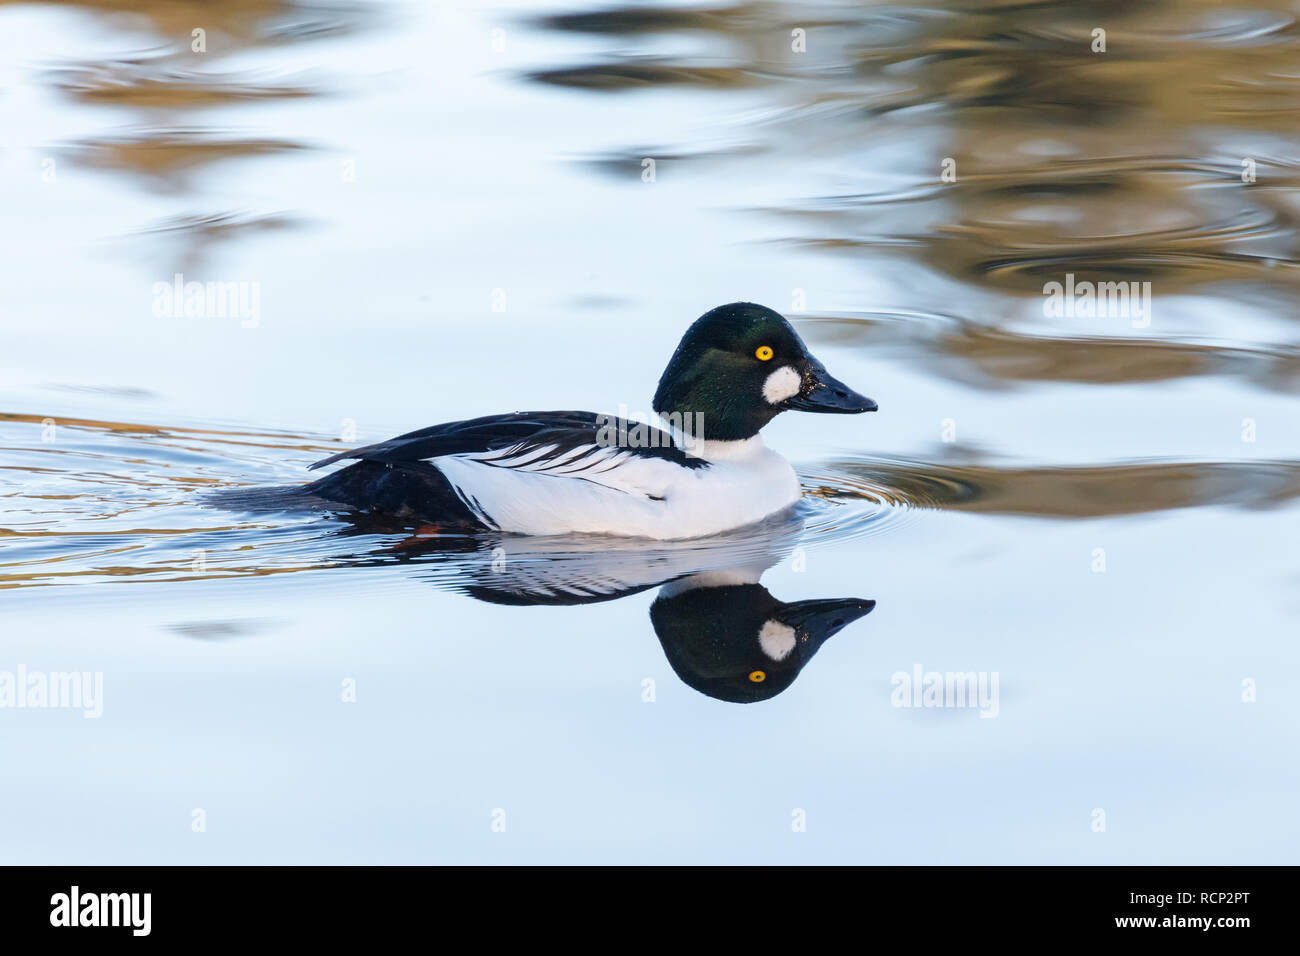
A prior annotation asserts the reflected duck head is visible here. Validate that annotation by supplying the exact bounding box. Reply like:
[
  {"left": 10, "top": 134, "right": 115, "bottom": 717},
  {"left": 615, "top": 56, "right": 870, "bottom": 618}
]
[{"left": 650, "top": 579, "right": 875, "bottom": 703}]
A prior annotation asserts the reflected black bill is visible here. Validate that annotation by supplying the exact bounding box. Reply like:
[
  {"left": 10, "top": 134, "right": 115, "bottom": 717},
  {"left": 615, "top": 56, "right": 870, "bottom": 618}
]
[
  {"left": 780, "top": 597, "right": 876, "bottom": 653},
  {"left": 787, "top": 358, "right": 878, "bottom": 413}
]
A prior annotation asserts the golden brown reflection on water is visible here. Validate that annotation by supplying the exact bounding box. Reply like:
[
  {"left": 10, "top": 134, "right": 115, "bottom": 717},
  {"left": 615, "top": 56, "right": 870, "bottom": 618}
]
[
  {"left": 2, "top": 0, "right": 362, "bottom": 262},
  {"left": 834, "top": 457, "right": 1300, "bottom": 518},
  {"left": 17, "top": 0, "right": 1300, "bottom": 364},
  {"left": 537, "top": 0, "right": 1300, "bottom": 307},
  {"left": 805, "top": 314, "right": 1300, "bottom": 391}
]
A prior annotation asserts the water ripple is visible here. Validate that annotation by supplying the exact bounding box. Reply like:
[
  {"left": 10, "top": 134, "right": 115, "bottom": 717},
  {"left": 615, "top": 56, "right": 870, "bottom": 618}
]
[{"left": 4, "top": 412, "right": 1294, "bottom": 590}]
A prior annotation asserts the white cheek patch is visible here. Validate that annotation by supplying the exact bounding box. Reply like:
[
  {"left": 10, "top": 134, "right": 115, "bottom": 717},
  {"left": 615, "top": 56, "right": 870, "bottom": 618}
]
[
  {"left": 758, "top": 620, "right": 797, "bottom": 661},
  {"left": 762, "top": 365, "right": 801, "bottom": 405}
]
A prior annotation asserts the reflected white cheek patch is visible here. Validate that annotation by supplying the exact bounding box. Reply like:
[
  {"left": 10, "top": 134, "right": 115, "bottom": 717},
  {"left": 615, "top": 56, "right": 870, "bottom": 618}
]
[
  {"left": 762, "top": 365, "right": 801, "bottom": 404},
  {"left": 759, "top": 620, "right": 797, "bottom": 661}
]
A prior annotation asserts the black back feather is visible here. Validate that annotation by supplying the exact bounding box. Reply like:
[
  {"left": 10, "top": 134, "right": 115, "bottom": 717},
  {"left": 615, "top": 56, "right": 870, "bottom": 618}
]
[{"left": 308, "top": 410, "right": 709, "bottom": 471}]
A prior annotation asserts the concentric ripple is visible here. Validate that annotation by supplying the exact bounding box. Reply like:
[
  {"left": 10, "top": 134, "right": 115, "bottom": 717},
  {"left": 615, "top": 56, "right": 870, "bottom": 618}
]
[{"left": 796, "top": 466, "right": 919, "bottom": 544}]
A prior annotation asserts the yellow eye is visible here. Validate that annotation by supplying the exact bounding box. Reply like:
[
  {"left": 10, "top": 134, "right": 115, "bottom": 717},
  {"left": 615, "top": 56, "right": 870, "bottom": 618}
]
[
  {"left": 748, "top": 670, "right": 766, "bottom": 683},
  {"left": 755, "top": 346, "right": 774, "bottom": 361}
]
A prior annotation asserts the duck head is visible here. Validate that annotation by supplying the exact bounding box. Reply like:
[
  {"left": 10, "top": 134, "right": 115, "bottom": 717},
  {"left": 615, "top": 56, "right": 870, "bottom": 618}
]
[
  {"left": 651, "top": 580, "right": 875, "bottom": 703},
  {"left": 652, "top": 302, "right": 877, "bottom": 442}
]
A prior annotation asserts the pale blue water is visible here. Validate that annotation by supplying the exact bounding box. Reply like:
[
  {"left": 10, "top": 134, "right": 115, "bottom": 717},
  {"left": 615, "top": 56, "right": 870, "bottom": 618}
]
[{"left": 0, "top": 0, "right": 1297, "bottom": 863}]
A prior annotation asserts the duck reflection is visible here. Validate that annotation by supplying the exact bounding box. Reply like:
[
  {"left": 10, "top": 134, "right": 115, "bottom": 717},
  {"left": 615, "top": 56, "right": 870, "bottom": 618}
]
[
  {"left": 366, "top": 514, "right": 876, "bottom": 704},
  {"left": 651, "top": 573, "right": 873, "bottom": 704}
]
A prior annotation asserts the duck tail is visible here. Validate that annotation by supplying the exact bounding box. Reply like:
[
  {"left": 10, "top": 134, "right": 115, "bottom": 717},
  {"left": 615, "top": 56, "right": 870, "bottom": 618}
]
[{"left": 204, "top": 483, "right": 316, "bottom": 513}]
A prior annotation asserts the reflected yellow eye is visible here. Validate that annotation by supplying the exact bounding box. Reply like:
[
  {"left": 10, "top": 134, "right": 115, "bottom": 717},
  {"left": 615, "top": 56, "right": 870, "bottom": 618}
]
[
  {"left": 755, "top": 345, "right": 774, "bottom": 361},
  {"left": 748, "top": 670, "right": 766, "bottom": 683}
]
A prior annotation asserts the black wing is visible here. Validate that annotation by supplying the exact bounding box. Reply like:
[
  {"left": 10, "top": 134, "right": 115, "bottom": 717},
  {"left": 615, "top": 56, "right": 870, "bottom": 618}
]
[{"left": 307, "top": 410, "right": 708, "bottom": 472}]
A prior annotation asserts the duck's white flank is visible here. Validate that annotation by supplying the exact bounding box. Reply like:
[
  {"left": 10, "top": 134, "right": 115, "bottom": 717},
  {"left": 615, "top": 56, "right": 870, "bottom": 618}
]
[{"left": 428, "top": 432, "right": 802, "bottom": 540}]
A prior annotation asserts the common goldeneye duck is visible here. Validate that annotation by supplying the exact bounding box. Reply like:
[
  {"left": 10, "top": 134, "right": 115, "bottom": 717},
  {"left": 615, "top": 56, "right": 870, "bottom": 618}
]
[{"left": 304, "top": 302, "right": 876, "bottom": 539}]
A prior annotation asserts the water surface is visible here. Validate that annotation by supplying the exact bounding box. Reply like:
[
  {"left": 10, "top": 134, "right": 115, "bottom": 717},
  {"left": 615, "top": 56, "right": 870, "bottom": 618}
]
[{"left": 1, "top": 0, "right": 1297, "bottom": 863}]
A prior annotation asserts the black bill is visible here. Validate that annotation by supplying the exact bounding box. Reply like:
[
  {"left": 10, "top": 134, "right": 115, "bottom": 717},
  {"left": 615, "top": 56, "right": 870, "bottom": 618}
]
[{"left": 786, "top": 357, "right": 878, "bottom": 413}]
